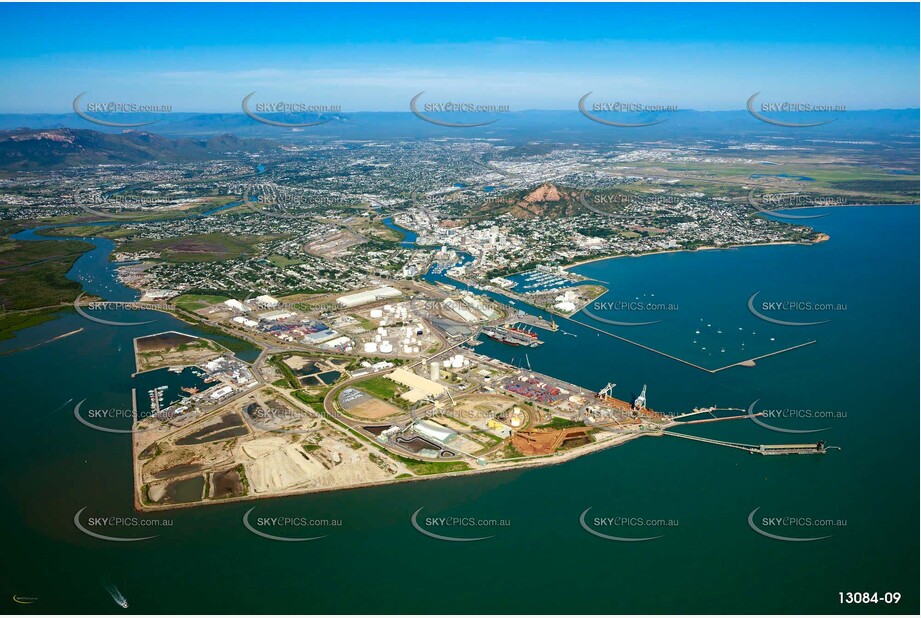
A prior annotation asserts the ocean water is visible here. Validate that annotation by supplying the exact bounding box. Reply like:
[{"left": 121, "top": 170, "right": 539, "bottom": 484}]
[{"left": 0, "top": 206, "right": 916, "bottom": 613}]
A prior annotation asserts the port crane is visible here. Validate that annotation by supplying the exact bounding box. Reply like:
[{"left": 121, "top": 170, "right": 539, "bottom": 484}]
[
  {"left": 634, "top": 385, "right": 647, "bottom": 410},
  {"left": 597, "top": 382, "right": 617, "bottom": 401}
]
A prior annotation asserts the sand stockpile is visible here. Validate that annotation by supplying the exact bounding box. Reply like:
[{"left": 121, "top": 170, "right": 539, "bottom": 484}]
[
  {"left": 242, "top": 437, "right": 290, "bottom": 458},
  {"left": 246, "top": 442, "right": 326, "bottom": 493},
  {"left": 307, "top": 457, "right": 389, "bottom": 489}
]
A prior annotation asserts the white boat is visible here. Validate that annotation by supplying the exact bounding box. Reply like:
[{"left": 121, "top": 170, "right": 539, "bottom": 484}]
[{"left": 104, "top": 583, "right": 128, "bottom": 609}]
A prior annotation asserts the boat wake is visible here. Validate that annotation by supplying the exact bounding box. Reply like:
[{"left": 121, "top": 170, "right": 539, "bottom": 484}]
[
  {"left": 103, "top": 581, "right": 128, "bottom": 609},
  {"left": 48, "top": 398, "right": 74, "bottom": 415}
]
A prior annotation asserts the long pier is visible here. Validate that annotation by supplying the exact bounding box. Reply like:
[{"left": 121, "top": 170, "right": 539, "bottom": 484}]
[
  {"left": 679, "top": 413, "right": 760, "bottom": 425},
  {"left": 662, "top": 430, "right": 759, "bottom": 452},
  {"left": 567, "top": 315, "right": 816, "bottom": 375},
  {"left": 662, "top": 431, "right": 833, "bottom": 455},
  {"left": 668, "top": 407, "right": 764, "bottom": 425},
  {"left": 709, "top": 340, "right": 817, "bottom": 373},
  {"left": 567, "top": 316, "right": 713, "bottom": 372},
  {"left": 671, "top": 406, "right": 743, "bottom": 420}
]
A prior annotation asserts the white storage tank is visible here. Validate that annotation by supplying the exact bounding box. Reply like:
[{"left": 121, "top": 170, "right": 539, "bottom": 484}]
[{"left": 363, "top": 342, "right": 378, "bottom": 353}]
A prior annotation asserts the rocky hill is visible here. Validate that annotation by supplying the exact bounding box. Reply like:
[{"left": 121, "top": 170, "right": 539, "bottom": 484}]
[{"left": 0, "top": 128, "right": 279, "bottom": 170}]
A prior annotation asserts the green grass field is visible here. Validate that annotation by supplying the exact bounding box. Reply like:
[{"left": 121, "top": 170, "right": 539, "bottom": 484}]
[
  {"left": 118, "top": 233, "right": 282, "bottom": 263},
  {"left": 36, "top": 225, "right": 134, "bottom": 240},
  {"left": 267, "top": 254, "right": 306, "bottom": 267},
  {"left": 389, "top": 453, "right": 471, "bottom": 476},
  {"left": 355, "top": 375, "right": 402, "bottom": 400},
  {"left": 536, "top": 417, "right": 586, "bottom": 430},
  {"left": 173, "top": 294, "right": 229, "bottom": 311}
]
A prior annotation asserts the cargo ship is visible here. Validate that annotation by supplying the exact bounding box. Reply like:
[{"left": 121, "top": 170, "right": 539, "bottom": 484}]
[
  {"left": 481, "top": 326, "right": 543, "bottom": 348},
  {"left": 505, "top": 323, "right": 538, "bottom": 339}
]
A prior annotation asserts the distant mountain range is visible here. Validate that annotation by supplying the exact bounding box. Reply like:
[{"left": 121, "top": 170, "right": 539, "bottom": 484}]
[
  {"left": 1, "top": 108, "right": 917, "bottom": 170},
  {"left": 0, "top": 128, "right": 280, "bottom": 170},
  {"left": 0, "top": 109, "right": 917, "bottom": 144}
]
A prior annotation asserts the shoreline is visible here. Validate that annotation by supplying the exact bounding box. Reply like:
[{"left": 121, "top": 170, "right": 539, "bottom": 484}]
[
  {"left": 133, "top": 357, "right": 668, "bottom": 513},
  {"left": 561, "top": 236, "right": 829, "bottom": 273},
  {"left": 134, "top": 428, "right": 660, "bottom": 513}
]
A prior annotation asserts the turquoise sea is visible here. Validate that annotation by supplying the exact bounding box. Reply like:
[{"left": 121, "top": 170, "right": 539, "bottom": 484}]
[{"left": 0, "top": 206, "right": 917, "bottom": 614}]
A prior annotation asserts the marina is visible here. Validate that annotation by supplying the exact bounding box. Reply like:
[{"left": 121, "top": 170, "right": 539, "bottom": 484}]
[{"left": 567, "top": 313, "right": 817, "bottom": 374}]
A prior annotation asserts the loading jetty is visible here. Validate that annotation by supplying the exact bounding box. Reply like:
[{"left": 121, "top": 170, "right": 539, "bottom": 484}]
[{"left": 661, "top": 431, "right": 838, "bottom": 455}]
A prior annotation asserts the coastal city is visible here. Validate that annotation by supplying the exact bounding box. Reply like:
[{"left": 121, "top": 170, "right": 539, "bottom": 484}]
[
  {"left": 6, "top": 137, "right": 847, "bottom": 299},
  {"left": 1, "top": 132, "right": 907, "bottom": 509},
  {"left": 0, "top": 2, "right": 917, "bottom": 614}
]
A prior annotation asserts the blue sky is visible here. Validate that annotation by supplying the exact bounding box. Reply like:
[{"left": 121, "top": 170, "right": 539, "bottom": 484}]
[{"left": 0, "top": 3, "right": 918, "bottom": 113}]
